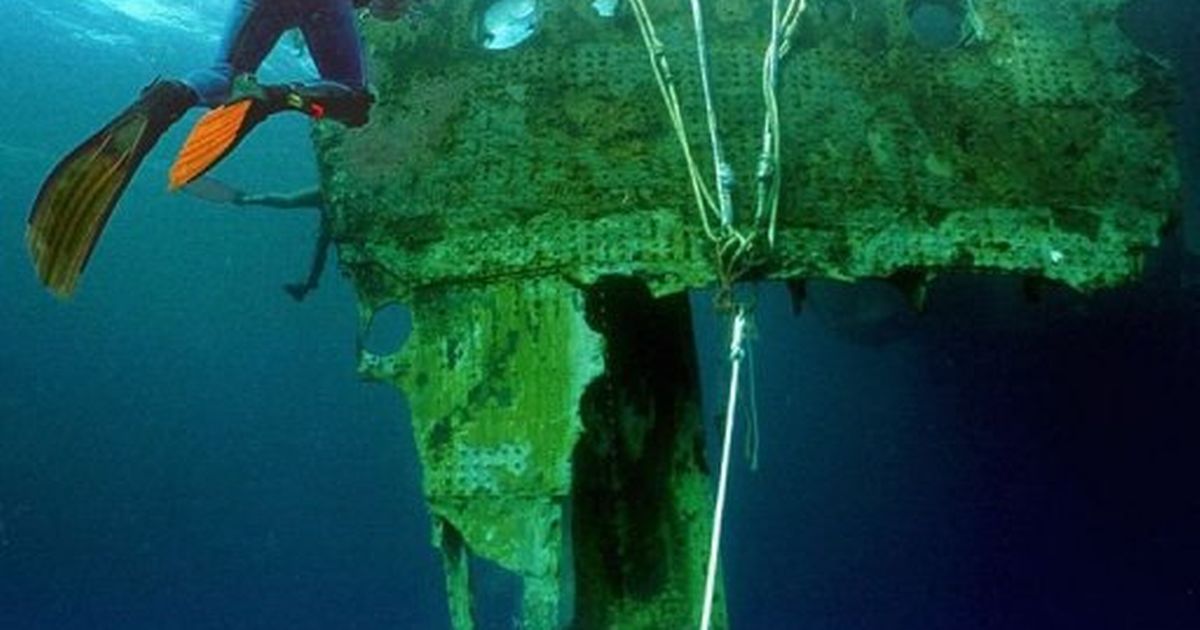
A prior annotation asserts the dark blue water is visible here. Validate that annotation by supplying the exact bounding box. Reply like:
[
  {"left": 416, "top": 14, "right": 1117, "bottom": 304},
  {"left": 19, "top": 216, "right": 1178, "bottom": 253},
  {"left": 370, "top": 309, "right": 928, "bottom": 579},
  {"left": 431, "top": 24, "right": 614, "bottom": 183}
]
[
  {"left": 1, "top": 1, "right": 1198, "bottom": 628},
  {"left": 0, "top": 2, "right": 442, "bottom": 627}
]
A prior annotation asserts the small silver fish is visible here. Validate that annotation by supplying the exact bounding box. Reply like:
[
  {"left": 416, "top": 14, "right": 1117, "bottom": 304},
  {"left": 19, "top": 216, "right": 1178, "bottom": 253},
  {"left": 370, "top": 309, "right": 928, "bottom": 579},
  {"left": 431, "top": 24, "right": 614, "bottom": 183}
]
[{"left": 482, "top": 0, "right": 538, "bottom": 50}]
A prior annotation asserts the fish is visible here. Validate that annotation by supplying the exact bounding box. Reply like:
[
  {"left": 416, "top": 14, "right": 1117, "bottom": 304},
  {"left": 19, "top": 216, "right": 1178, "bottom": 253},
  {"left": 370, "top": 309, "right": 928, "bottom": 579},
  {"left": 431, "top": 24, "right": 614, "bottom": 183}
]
[{"left": 481, "top": 0, "right": 538, "bottom": 50}]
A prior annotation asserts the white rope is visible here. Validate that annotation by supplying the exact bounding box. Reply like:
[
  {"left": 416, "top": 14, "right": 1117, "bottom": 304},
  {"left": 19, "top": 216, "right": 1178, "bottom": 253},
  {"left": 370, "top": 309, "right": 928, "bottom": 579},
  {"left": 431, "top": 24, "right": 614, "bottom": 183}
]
[
  {"left": 754, "top": 0, "right": 782, "bottom": 239},
  {"left": 687, "top": 0, "right": 735, "bottom": 228},
  {"left": 628, "top": 0, "right": 723, "bottom": 241},
  {"left": 757, "top": 0, "right": 808, "bottom": 247},
  {"left": 700, "top": 307, "right": 748, "bottom": 630},
  {"left": 744, "top": 333, "right": 761, "bottom": 471}
]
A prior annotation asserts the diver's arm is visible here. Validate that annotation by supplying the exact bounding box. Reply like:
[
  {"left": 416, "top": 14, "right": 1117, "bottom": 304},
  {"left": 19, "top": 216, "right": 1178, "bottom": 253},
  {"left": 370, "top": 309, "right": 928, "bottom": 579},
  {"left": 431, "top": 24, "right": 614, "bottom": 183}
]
[
  {"left": 283, "top": 219, "right": 334, "bottom": 302},
  {"left": 236, "top": 186, "right": 324, "bottom": 210}
]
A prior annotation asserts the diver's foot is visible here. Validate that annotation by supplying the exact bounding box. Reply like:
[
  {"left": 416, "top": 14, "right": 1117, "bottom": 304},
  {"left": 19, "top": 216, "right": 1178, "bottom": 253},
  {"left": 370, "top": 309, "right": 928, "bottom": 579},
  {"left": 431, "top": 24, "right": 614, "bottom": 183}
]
[{"left": 283, "top": 283, "right": 309, "bottom": 302}]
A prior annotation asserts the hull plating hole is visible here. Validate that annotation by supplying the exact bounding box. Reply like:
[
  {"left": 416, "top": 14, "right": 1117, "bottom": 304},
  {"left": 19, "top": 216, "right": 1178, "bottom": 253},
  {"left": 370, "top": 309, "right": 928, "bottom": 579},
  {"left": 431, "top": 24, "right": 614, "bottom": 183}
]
[{"left": 908, "top": 0, "right": 977, "bottom": 50}]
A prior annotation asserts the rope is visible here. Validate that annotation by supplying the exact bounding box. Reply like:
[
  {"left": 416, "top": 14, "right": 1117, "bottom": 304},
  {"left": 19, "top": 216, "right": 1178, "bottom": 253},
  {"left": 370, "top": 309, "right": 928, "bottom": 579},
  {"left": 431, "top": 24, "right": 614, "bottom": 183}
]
[
  {"left": 687, "top": 0, "right": 735, "bottom": 228},
  {"left": 757, "top": 0, "right": 808, "bottom": 247},
  {"left": 629, "top": 0, "right": 808, "bottom": 264},
  {"left": 779, "top": 0, "right": 810, "bottom": 58},
  {"left": 700, "top": 307, "right": 749, "bottom": 630},
  {"left": 743, "top": 331, "right": 761, "bottom": 471},
  {"left": 621, "top": 5, "right": 814, "bottom": 627},
  {"left": 628, "top": 0, "right": 722, "bottom": 242},
  {"left": 754, "top": 0, "right": 783, "bottom": 244}
]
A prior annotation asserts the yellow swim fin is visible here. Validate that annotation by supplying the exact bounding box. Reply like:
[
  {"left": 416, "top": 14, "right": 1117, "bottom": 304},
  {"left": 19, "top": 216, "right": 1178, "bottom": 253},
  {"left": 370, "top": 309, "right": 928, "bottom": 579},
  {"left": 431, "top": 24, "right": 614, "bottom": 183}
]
[{"left": 27, "top": 79, "right": 195, "bottom": 297}]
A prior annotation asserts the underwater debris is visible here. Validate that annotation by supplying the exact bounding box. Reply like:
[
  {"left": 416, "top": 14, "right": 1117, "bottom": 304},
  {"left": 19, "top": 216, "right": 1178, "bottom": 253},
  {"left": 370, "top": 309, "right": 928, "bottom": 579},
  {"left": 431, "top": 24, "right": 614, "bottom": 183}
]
[
  {"left": 313, "top": 0, "right": 1180, "bottom": 627},
  {"left": 325, "top": 0, "right": 1177, "bottom": 299}
]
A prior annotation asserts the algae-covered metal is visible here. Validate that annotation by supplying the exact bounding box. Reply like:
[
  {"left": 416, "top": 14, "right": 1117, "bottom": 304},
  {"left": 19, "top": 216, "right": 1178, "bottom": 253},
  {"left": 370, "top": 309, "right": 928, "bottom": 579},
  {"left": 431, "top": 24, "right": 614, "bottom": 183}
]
[
  {"left": 321, "top": 0, "right": 1177, "bottom": 299},
  {"left": 357, "top": 277, "right": 721, "bottom": 628},
  {"left": 317, "top": 1, "right": 1179, "bottom": 627}
]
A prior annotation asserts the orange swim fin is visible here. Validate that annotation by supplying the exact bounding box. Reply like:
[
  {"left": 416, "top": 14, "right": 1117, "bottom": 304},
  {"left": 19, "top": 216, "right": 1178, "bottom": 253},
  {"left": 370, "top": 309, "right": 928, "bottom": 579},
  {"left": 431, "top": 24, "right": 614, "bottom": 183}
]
[
  {"left": 168, "top": 98, "right": 260, "bottom": 191},
  {"left": 27, "top": 79, "right": 195, "bottom": 297},
  {"left": 169, "top": 74, "right": 375, "bottom": 191}
]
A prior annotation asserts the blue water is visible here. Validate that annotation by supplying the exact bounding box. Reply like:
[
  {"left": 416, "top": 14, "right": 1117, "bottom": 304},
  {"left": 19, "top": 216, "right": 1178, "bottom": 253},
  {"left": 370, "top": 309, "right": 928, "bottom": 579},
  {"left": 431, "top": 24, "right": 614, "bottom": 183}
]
[{"left": 1, "top": 1, "right": 1198, "bottom": 628}]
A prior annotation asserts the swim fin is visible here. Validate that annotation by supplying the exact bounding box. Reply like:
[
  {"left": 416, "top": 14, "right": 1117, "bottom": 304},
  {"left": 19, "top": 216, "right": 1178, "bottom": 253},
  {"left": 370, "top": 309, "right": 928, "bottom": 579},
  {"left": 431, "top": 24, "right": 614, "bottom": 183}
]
[
  {"left": 26, "top": 79, "right": 196, "bottom": 297},
  {"left": 169, "top": 98, "right": 262, "bottom": 191},
  {"left": 169, "top": 76, "right": 373, "bottom": 191}
]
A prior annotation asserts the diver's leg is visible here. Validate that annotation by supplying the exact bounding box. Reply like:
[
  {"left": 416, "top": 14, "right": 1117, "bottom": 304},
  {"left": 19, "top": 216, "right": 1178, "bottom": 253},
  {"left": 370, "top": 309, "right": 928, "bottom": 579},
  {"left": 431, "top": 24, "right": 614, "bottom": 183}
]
[
  {"left": 295, "top": 0, "right": 373, "bottom": 126},
  {"left": 190, "top": 0, "right": 372, "bottom": 127},
  {"left": 184, "top": 0, "right": 299, "bottom": 106},
  {"left": 169, "top": 1, "right": 370, "bottom": 190},
  {"left": 168, "top": 1, "right": 309, "bottom": 189},
  {"left": 300, "top": 0, "right": 366, "bottom": 89}
]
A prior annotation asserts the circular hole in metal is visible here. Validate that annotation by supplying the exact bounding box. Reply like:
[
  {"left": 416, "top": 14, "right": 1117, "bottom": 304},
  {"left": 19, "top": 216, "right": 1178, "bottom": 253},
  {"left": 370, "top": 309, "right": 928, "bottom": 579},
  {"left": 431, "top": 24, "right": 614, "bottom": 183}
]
[
  {"left": 908, "top": 0, "right": 971, "bottom": 50},
  {"left": 478, "top": 0, "right": 539, "bottom": 51},
  {"left": 362, "top": 303, "right": 411, "bottom": 356}
]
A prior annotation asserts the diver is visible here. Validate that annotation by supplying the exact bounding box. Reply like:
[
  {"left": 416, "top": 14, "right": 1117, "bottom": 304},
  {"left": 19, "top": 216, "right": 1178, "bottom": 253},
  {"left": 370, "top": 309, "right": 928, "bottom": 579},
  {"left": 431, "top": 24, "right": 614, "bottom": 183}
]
[
  {"left": 25, "top": 0, "right": 412, "bottom": 297},
  {"left": 185, "top": 178, "right": 330, "bottom": 301}
]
